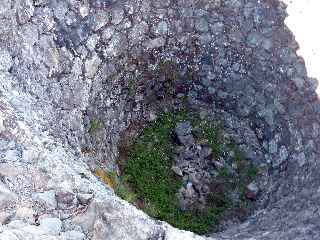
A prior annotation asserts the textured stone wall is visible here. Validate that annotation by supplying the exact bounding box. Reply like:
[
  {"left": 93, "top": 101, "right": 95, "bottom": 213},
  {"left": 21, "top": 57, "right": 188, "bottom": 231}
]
[{"left": 0, "top": 0, "right": 319, "bottom": 239}]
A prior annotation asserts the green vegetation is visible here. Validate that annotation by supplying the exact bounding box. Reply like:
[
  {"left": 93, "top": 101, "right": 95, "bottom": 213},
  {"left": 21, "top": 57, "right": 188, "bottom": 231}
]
[
  {"left": 88, "top": 119, "right": 103, "bottom": 135},
  {"left": 116, "top": 111, "right": 258, "bottom": 234}
]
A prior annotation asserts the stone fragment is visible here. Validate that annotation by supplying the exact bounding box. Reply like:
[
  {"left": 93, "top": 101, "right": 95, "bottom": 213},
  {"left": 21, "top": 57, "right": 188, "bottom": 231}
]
[
  {"left": 144, "top": 37, "right": 166, "bottom": 50},
  {"left": 102, "top": 26, "right": 115, "bottom": 41},
  {"left": 15, "top": 207, "right": 34, "bottom": 222},
  {"left": 56, "top": 190, "right": 76, "bottom": 209},
  {"left": 92, "top": 10, "right": 110, "bottom": 31},
  {"left": 195, "top": 18, "right": 209, "bottom": 32},
  {"left": 245, "top": 182, "right": 259, "bottom": 200},
  {"left": 32, "top": 190, "right": 57, "bottom": 210},
  {"left": 0, "top": 164, "right": 22, "bottom": 177},
  {"left": 0, "top": 211, "right": 10, "bottom": 224},
  {"left": 171, "top": 166, "right": 183, "bottom": 177},
  {"left": 0, "top": 49, "right": 13, "bottom": 72},
  {"left": 247, "top": 31, "right": 263, "bottom": 47},
  {"left": 155, "top": 21, "right": 168, "bottom": 35},
  {"left": 73, "top": 201, "right": 97, "bottom": 232},
  {"left": 185, "top": 182, "right": 196, "bottom": 198},
  {"left": 79, "top": 1, "right": 90, "bottom": 18},
  {"left": 0, "top": 230, "right": 20, "bottom": 240},
  {"left": 77, "top": 193, "right": 94, "bottom": 205},
  {"left": 269, "top": 139, "right": 278, "bottom": 154},
  {"left": 177, "top": 134, "right": 195, "bottom": 146},
  {"left": 62, "top": 230, "right": 86, "bottom": 240},
  {"left": 0, "top": 0, "right": 11, "bottom": 15},
  {"left": 199, "top": 146, "right": 212, "bottom": 159},
  {"left": 0, "top": 183, "right": 17, "bottom": 209},
  {"left": 210, "top": 22, "right": 224, "bottom": 34},
  {"left": 85, "top": 53, "right": 102, "bottom": 79},
  {"left": 292, "top": 77, "right": 305, "bottom": 90},
  {"left": 86, "top": 34, "right": 99, "bottom": 51},
  {"left": 175, "top": 122, "right": 192, "bottom": 136},
  {"left": 92, "top": 218, "right": 108, "bottom": 240},
  {"left": 111, "top": 8, "right": 124, "bottom": 25},
  {"left": 7, "top": 219, "right": 28, "bottom": 229},
  {"left": 103, "top": 32, "right": 127, "bottom": 57},
  {"left": 16, "top": 0, "right": 34, "bottom": 24},
  {"left": 39, "top": 217, "right": 62, "bottom": 235},
  {"left": 129, "top": 21, "right": 148, "bottom": 45}
]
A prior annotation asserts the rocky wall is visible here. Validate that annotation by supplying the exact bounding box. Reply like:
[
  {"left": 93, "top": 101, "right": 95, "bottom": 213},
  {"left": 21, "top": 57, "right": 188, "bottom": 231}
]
[{"left": 0, "top": 0, "right": 319, "bottom": 239}]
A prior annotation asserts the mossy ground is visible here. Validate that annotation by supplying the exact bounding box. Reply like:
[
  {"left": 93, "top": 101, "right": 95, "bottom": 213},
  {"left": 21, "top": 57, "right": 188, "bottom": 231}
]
[{"left": 114, "top": 111, "right": 258, "bottom": 235}]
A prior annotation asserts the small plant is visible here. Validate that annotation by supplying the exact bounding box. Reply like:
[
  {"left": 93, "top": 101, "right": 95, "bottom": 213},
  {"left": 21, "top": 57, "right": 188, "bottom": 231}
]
[
  {"left": 88, "top": 119, "right": 103, "bottom": 135},
  {"left": 116, "top": 111, "right": 258, "bottom": 234},
  {"left": 115, "top": 180, "right": 137, "bottom": 203},
  {"left": 157, "top": 59, "right": 180, "bottom": 82}
]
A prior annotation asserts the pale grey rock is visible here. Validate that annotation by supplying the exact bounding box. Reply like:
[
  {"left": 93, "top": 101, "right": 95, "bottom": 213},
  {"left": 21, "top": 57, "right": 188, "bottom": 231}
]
[
  {"left": 0, "top": 164, "right": 22, "bottom": 177},
  {"left": 7, "top": 220, "right": 28, "bottom": 229},
  {"left": 246, "top": 182, "right": 259, "bottom": 200},
  {"left": 55, "top": 190, "right": 76, "bottom": 209},
  {"left": 52, "top": 1, "right": 68, "bottom": 21},
  {"left": 15, "top": 207, "right": 34, "bottom": 222},
  {"left": 292, "top": 76, "right": 305, "bottom": 90},
  {"left": 92, "top": 218, "right": 108, "bottom": 240},
  {"left": 85, "top": 53, "right": 102, "bottom": 79},
  {"left": 278, "top": 145, "right": 289, "bottom": 165},
  {"left": 0, "top": 183, "right": 17, "bottom": 209},
  {"left": 61, "top": 230, "right": 86, "bottom": 240},
  {"left": 0, "top": 0, "right": 11, "bottom": 15},
  {"left": 77, "top": 193, "right": 93, "bottom": 205},
  {"left": 171, "top": 166, "right": 183, "bottom": 177},
  {"left": 16, "top": 0, "right": 34, "bottom": 25},
  {"left": 210, "top": 22, "right": 224, "bottom": 34},
  {"left": 177, "top": 134, "right": 195, "bottom": 146},
  {"left": 0, "top": 212, "right": 10, "bottom": 224},
  {"left": 86, "top": 34, "right": 99, "bottom": 51},
  {"left": 72, "top": 201, "right": 97, "bottom": 232},
  {"left": 33, "top": 0, "right": 49, "bottom": 6},
  {"left": 155, "top": 21, "right": 168, "bottom": 35},
  {"left": 247, "top": 31, "right": 263, "bottom": 47},
  {"left": 0, "top": 49, "right": 13, "bottom": 72},
  {"left": 79, "top": 1, "right": 90, "bottom": 18},
  {"left": 129, "top": 21, "right": 148, "bottom": 45},
  {"left": 102, "top": 26, "right": 115, "bottom": 41},
  {"left": 144, "top": 37, "right": 166, "bottom": 50},
  {"left": 111, "top": 8, "right": 124, "bottom": 25},
  {"left": 32, "top": 191, "right": 57, "bottom": 210},
  {"left": 195, "top": 18, "right": 209, "bottom": 32},
  {"left": 39, "top": 218, "right": 62, "bottom": 235},
  {"left": 0, "top": 230, "right": 20, "bottom": 240},
  {"left": 92, "top": 10, "right": 110, "bottom": 31},
  {"left": 103, "top": 32, "right": 127, "bottom": 57}
]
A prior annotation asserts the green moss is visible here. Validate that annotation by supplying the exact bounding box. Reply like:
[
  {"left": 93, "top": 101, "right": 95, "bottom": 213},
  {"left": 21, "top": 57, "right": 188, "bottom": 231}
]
[
  {"left": 117, "top": 111, "right": 257, "bottom": 234},
  {"left": 115, "top": 181, "right": 137, "bottom": 203},
  {"left": 118, "top": 112, "right": 229, "bottom": 234},
  {"left": 88, "top": 119, "right": 102, "bottom": 135}
]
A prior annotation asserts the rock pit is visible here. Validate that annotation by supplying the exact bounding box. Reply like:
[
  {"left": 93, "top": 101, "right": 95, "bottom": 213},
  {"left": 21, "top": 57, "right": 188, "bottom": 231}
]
[{"left": 0, "top": 0, "right": 320, "bottom": 239}]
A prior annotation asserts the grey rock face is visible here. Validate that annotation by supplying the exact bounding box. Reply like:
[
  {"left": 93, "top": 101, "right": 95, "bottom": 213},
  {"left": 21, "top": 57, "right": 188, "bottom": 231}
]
[
  {"left": 32, "top": 191, "right": 57, "bottom": 210},
  {"left": 0, "top": 49, "right": 13, "bottom": 72},
  {"left": 0, "top": 0, "right": 319, "bottom": 239},
  {"left": 39, "top": 217, "right": 62, "bottom": 235},
  {"left": 0, "top": 183, "right": 17, "bottom": 209}
]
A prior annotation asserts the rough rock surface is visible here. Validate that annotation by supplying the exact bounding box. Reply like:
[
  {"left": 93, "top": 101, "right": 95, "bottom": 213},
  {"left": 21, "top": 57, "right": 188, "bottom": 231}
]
[{"left": 0, "top": 0, "right": 319, "bottom": 239}]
